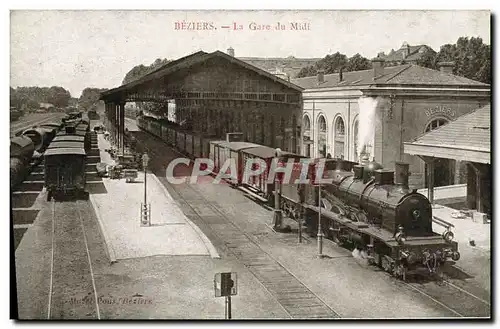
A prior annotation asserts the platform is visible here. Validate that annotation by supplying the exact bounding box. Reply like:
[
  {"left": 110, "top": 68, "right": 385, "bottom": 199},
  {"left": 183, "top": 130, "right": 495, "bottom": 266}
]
[
  {"left": 418, "top": 184, "right": 467, "bottom": 200},
  {"left": 432, "top": 204, "right": 490, "bottom": 252},
  {"left": 90, "top": 133, "right": 218, "bottom": 261}
]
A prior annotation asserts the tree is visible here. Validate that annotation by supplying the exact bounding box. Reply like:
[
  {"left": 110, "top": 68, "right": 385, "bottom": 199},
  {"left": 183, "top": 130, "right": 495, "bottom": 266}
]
[
  {"left": 47, "top": 86, "right": 71, "bottom": 107},
  {"left": 10, "top": 85, "right": 72, "bottom": 111},
  {"left": 78, "top": 87, "right": 108, "bottom": 111},
  {"left": 345, "top": 53, "right": 372, "bottom": 71},
  {"left": 122, "top": 58, "right": 171, "bottom": 85},
  {"left": 433, "top": 37, "right": 490, "bottom": 84},
  {"left": 296, "top": 52, "right": 370, "bottom": 78},
  {"left": 416, "top": 50, "right": 437, "bottom": 69}
]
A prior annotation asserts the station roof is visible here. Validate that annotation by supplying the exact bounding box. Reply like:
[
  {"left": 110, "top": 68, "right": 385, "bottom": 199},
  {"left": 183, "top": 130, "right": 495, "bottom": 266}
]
[
  {"left": 404, "top": 104, "right": 491, "bottom": 164},
  {"left": 101, "top": 50, "right": 303, "bottom": 100},
  {"left": 291, "top": 64, "right": 489, "bottom": 90},
  {"left": 44, "top": 148, "right": 86, "bottom": 156}
]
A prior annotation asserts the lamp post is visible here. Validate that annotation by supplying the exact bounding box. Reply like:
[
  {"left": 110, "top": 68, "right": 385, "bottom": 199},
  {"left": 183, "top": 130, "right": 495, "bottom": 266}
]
[
  {"left": 273, "top": 148, "right": 283, "bottom": 230},
  {"left": 141, "top": 153, "right": 150, "bottom": 227},
  {"left": 317, "top": 183, "right": 324, "bottom": 258}
]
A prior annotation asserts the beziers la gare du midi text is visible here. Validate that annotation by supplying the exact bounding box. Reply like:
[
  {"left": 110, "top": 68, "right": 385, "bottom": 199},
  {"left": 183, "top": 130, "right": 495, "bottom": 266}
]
[{"left": 174, "top": 21, "right": 310, "bottom": 31}]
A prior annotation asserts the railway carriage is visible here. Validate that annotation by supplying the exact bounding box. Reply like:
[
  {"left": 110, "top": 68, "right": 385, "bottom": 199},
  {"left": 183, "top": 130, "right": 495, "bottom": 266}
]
[
  {"left": 209, "top": 141, "right": 259, "bottom": 183},
  {"left": 240, "top": 146, "right": 305, "bottom": 203},
  {"left": 56, "top": 125, "right": 91, "bottom": 153},
  {"left": 44, "top": 147, "right": 87, "bottom": 201}
]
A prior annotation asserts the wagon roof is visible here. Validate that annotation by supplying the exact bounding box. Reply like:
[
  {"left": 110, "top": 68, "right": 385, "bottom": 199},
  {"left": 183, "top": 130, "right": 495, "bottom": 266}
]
[
  {"left": 39, "top": 122, "right": 62, "bottom": 127},
  {"left": 11, "top": 136, "right": 33, "bottom": 149},
  {"left": 217, "top": 141, "right": 260, "bottom": 151},
  {"left": 57, "top": 130, "right": 87, "bottom": 136},
  {"left": 242, "top": 146, "right": 305, "bottom": 159},
  {"left": 44, "top": 148, "right": 86, "bottom": 156},
  {"left": 52, "top": 136, "right": 85, "bottom": 142},
  {"left": 47, "top": 141, "right": 85, "bottom": 149},
  {"left": 23, "top": 127, "right": 53, "bottom": 134}
]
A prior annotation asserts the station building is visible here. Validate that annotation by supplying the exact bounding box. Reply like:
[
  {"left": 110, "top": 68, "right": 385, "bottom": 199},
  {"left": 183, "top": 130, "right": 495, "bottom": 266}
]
[
  {"left": 404, "top": 104, "right": 491, "bottom": 216},
  {"left": 101, "top": 50, "right": 303, "bottom": 154},
  {"left": 291, "top": 58, "right": 490, "bottom": 189}
]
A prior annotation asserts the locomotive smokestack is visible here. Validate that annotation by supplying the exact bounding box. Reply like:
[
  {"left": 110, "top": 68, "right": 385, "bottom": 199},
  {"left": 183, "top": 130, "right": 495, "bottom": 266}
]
[{"left": 395, "top": 162, "right": 410, "bottom": 188}]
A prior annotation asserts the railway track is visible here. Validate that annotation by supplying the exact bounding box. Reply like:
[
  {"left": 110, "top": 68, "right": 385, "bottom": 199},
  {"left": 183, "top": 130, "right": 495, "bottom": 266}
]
[
  {"left": 10, "top": 113, "right": 66, "bottom": 137},
  {"left": 171, "top": 184, "right": 340, "bottom": 319},
  {"left": 390, "top": 272, "right": 490, "bottom": 318},
  {"left": 134, "top": 131, "right": 340, "bottom": 319},
  {"left": 47, "top": 200, "right": 100, "bottom": 319},
  {"left": 130, "top": 123, "right": 491, "bottom": 319}
]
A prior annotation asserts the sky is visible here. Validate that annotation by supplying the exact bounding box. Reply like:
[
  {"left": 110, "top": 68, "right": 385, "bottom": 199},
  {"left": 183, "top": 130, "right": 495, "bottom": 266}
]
[{"left": 10, "top": 10, "right": 490, "bottom": 98}]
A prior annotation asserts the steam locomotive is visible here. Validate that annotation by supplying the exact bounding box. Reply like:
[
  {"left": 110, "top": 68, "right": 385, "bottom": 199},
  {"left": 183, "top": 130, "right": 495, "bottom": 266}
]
[{"left": 280, "top": 155, "right": 460, "bottom": 280}]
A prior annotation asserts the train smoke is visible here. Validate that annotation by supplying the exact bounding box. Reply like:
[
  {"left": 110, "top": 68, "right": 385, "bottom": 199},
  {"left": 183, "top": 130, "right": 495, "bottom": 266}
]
[
  {"left": 356, "top": 97, "right": 379, "bottom": 160},
  {"left": 352, "top": 248, "right": 370, "bottom": 267}
]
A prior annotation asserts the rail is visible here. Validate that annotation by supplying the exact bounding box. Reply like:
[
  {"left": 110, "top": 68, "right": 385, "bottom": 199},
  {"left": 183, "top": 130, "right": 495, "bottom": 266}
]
[{"left": 432, "top": 216, "right": 455, "bottom": 230}]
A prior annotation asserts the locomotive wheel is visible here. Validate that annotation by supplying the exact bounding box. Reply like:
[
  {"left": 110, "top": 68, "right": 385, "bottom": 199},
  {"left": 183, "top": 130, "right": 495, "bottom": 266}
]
[{"left": 393, "top": 264, "right": 408, "bottom": 281}]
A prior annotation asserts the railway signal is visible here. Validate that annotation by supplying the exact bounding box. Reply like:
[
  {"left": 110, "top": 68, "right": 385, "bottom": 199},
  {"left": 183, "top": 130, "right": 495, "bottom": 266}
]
[{"left": 214, "top": 272, "right": 237, "bottom": 319}]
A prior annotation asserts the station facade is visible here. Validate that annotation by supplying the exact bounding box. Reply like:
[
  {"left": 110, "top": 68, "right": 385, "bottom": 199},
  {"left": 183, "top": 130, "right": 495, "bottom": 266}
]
[{"left": 291, "top": 58, "right": 490, "bottom": 189}]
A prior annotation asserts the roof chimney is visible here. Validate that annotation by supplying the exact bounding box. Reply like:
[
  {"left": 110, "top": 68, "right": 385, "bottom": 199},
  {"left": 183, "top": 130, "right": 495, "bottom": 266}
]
[
  {"left": 339, "top": 67, "right": 344, "bottom": 82},
  {"left": 402, "top": 42, "right": 410, "bottom": 59},
  {"left": 437, "top": 61, "right": 455, "bottom": 74},
  {"left": 227, "top": 47, "right": 235, "bottom": 57},
  {"left": 371, "top": 57, "right": 385, "bottom": 79},
  {"left": 317, "top": 70, "right": 325, "bottom": 84}
]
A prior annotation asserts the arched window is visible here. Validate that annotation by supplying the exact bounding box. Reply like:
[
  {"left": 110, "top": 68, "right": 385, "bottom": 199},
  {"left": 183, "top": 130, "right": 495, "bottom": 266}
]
[
  {"left": 303, "top": 115, "right": 311, "bottom": 140},
  {"left": 333, "top": 116, "right": 345, "bottom": 159},
  {"left": 318, "top": 115, "right": 327, "bottom": 132},
  {"left": 335, "top": 117, "right": 345, "bottom": 137},
  {"left": 317, "top": 115, "right": 327, "bottom": 157},
  {"left": 425, "top": 118, "right": 448, "bottom": 132},
  {"left": 303, "top": 115, "right": 311, "bottom": 130}
]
